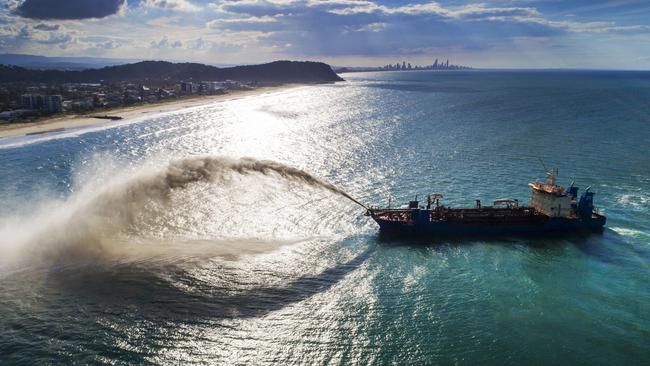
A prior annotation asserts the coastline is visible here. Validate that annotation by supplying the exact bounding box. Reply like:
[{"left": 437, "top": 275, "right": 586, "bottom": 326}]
[{"left": 0, "top": 84, "right": 303, "bottom": 139}]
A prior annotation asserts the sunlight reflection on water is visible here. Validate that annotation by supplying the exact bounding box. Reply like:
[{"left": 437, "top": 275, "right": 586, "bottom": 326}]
[{"left": 1, "top": 72, "right": 650, "bottom": 365}]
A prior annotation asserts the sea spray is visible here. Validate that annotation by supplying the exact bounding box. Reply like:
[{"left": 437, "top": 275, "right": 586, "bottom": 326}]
[{"left": 0, "top": 156, "right": 364, "bottom": 263}]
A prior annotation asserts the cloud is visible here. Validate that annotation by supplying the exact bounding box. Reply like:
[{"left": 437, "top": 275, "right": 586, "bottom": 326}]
[
  {"left": 210, "top": 15, "right": 278, "bottom": 25},
  {"left": 4, "top": 0, "right": 21, "bottom": 11},
  {"left": 150, "top": 36, "right": 170, "bottom": 48},
  {"left": 14, "top": 0, "right": 126, "bottom": 20},
  {"left": 484, "top": 15, "right": 650, "bottom": 35},
  {"left": 98, "top": 40, "right": 119, "bottom": 49},
  {"left": 37, "top": 32, "right": 72, "bottom": 45},
  {"left": 3, "top": 0, "right": 650, "bottom": 68},
  {"left": 202, "top": 0, "right": 650, "bottom": 58},
  {"left": 204, "top": 0, "right": 559, "bottom": 56},
  {"left": 78, "top": 35, "right": 131, "bottom": 51},
  {"left": 187, "top": 37, "right": 205, "bottom": 49},
  {"left": 149, "top": 35, "right": 183, "bottom": 48},
  {"left": 32, "top": 23, "right": 60, "bottom": 31},
  {"left": 206, "top": 15, "right": 279, "bottom": 30},
  {"left": 349, "top": 22, "right": 385, "bottom": 32},
  {"left": 141, "top": 0, "right": 200, "bottom": 12},
  {"left": 17, "top": 25, "right": 30, "bottom": 39},
  {"left": 0, "top": 21, "right": 76, "bottom": 50}
]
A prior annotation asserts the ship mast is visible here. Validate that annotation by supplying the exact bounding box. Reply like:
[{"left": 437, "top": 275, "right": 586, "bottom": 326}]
[
  {"left": 539, "top": 158, "right": 557, "bottom": 188},
  {"left": 546, "top": 168, "right": 557, "bottom": 187}
]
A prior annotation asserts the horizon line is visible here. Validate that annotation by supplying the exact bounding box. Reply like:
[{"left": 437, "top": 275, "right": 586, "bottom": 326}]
[{"left": 2, "top": 53, "right": 650, "bottom": 72}]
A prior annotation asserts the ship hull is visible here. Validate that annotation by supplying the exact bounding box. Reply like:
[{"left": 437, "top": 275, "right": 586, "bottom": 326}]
[{"left": 371, "top": 212, "right": 606, "bottom": 236}]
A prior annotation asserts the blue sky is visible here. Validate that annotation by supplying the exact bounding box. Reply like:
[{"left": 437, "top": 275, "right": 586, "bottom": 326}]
[{"left": 2, "top": 0, "right": 650, "bottom": 68}]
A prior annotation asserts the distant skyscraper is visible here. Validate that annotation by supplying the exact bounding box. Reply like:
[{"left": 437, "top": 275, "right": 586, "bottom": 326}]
[
  {"left": 402, "top": 61, "right": 406, "bottom": 69},
  {"left": 446, "top": 59, "right": 449, "bottom": 68},
  {"left": 433, "top": 59, "right": 438, "bottom": 68}
]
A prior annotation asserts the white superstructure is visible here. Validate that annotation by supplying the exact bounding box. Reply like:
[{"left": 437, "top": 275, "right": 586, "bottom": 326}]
[{"left": 528, "top": 168, "right": 575, "bottom": 218}]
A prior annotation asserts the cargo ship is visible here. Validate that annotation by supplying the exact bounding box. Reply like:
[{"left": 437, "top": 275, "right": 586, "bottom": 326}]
[{"left": 366, "top": 168, "right": 606, "bottom": 235}]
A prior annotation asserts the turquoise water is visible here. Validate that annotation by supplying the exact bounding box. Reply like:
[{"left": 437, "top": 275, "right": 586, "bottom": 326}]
[{"left": 0, "top": 70, "right": 649, "bottom": 364}]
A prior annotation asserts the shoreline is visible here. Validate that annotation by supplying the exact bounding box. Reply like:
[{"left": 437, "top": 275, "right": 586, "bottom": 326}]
[{"left": 0, "top": 84, "right": 303, "bottom": 139}]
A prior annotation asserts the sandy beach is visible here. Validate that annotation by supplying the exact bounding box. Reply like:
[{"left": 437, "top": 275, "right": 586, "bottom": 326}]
[{"left": 0, "top": 84, "right": 302, "bottom": 139}]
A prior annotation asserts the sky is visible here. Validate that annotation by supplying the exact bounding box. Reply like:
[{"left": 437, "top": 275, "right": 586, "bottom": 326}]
[{"left": 2, "top": 0, "right": 650, "bottom": 69}]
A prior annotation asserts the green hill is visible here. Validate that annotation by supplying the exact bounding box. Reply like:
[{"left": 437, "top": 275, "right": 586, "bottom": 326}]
[{"left": 0, "top": 60, "right": 344, "bottom": 83}]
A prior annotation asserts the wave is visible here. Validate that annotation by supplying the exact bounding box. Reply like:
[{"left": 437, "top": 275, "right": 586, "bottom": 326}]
[
  {"left": 610, "top": 226, "right": 649, "bottom": 240},
  {"left": 617, "top": 193, "right": 650, "bottom": 211}
]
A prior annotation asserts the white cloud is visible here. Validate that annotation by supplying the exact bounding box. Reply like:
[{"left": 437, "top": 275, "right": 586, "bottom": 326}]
[
  {"left": 150, "top": 35, "right": 170, "bottom": 48},
  {"left": 483, "top": 14, "right": 650, "bottom": 35},
  {"left": 142, "top": 0, "right": 200, "bottom": 12},
  {"left": 318, "top": 0, "right": 538, "bottom": 18},
  {"left": 354, "top": 22, "right": 385, "bottom": 32},
  {"left": 210, "top": 0, "right": 650, "bottom": 36},
  {"left": 207, "top": 15, "right": 278, "bottom": 28},
  {"left": 33, "top": 23, "right": 61, "bottom": 31},
  {"left": 37, "top": 32, "right": 72, "bottom": 45},
  {"left": 3, "top": 0, "right": 650, "bottom": 67},
  {"left": 187, "top": 37, "right": 205, "bottom": 49}
]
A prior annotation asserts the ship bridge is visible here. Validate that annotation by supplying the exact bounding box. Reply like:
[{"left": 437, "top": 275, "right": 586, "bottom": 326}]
[{"left": 529, "top": 168, "right": 574, "bottom": 217}]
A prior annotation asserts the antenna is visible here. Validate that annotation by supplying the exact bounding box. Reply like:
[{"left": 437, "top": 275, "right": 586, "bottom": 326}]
[
  {"left": 538, "top": 158, "right": 549, "bottom": 174},
  {"left": 538, "top": 158, "right": 558, "bottom": 186}
]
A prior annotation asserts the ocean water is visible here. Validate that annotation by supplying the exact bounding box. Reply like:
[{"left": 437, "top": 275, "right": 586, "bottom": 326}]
[{"left": 0, "top": 70, "right": 649, "bottom": 365}]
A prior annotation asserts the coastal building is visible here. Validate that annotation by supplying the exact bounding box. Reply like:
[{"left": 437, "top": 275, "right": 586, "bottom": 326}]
[
  {"left": 71, "top": 99, "right": 94, "bottom": 111},
  {"left": 0, "top": 109, "right": 33, "bottom": 122},
  {"left": 156, "top": 88, "right": 176, "bottom": 99},
  {"left": 22, "top": 94, "right": 43, "bottom": 110},
  {"left": 122, "top": 91, "right": 141, "bottom": 105},
  {"left": 43, "top": 95, "right": 62, "bottom": 113},
  {"left": 180, "top": 82, "right": 198, "bottom": 94},
  {"left": 106, "top": 93, "right": 123, "bottom": 107},
  {"left": 200, "top": 81, "right": 227, "bottom": 94},
  {"left": 21, "top": 94, "right": 62, "bottom": 113},
  {"left": 92, "top": 93, "right": 107, "bottom": 108}
]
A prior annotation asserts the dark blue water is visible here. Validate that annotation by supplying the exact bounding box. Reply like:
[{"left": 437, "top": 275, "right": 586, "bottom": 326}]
[{"left": 1, "top": 70, "right": 649, "bottom": 365}]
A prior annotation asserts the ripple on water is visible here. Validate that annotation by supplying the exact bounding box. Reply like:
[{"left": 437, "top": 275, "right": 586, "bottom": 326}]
[{"left": 1, "top": 71, "right": 650, "bottom": 365}]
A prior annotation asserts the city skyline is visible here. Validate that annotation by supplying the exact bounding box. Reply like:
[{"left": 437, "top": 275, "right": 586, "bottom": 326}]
[{"left": 2, "top": 1, "right": 650, "bottom": 69}]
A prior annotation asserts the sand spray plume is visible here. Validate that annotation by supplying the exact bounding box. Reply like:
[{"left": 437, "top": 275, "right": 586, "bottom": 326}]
[
  {"left": 199, "top": 157, "right": 368, "bottom": 209},
  {"left": 0, "top": 156, "right": 366, "bottom": 262},
  {"left": 159, "top": 156, "right": 367, "bottom": 209}
]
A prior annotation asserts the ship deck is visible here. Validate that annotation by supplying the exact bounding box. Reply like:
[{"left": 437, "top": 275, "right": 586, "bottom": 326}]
[
  {"left": 369, "top": 206, "right": 549, "bottom": 224},
  {"left": 367, "top": 206, "right": 606, "bottom": 235}
]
